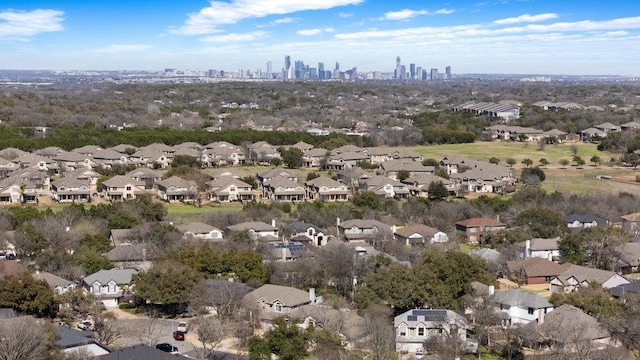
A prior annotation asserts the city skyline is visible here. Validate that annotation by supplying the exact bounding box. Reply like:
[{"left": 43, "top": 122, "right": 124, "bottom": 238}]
[{"left": 1, "top": 1, "right": 639, "bottom": 75}]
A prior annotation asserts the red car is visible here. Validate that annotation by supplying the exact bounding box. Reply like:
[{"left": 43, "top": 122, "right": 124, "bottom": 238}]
[{"left": 173, "top": 331, "right": 185, "bottom": 341}]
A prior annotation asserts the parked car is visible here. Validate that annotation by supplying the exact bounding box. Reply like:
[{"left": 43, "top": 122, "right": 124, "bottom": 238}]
[
  {"left": 155, "top": 343, "right": 179, "bottom": 353},
  {"left": 177, "top": 321, "right": 189, "bottom": 333},
  {"left": 77, "top": 320, "right": 93, "bottom": 331},
  {"left": 173, "top": 331, "right": 185, "bottom": 341}
]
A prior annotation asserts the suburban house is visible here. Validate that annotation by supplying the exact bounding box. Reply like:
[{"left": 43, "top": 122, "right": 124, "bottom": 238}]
[
  {"left": 493, "top": 288, "right": 555, "bottom": 325},
  {"left": 265, "top": 241, "right": 309, "bottom": 262},
  {"left": 358, "top": 175, "right": 410, "bottom": 199},
  {"left": 518, "top": 238, "right": 561, "bottom": 261},
  {"left": 621, "top": 212, "right": 640, "bottom": 235},
  {"left": 227, "top": 221, "right": 279, "bottom": 241},
  {"left": 581, "top": 127, "right": 607, "bottom": 142},
  {"left": 101, "top": 344, "right": 190, "bottom": 360},
  {"left": 564, "top": 214, "right": 608, "bottom": 230},
  {"left": 616, "top": 242, "right": 640, "bottom": 273},
  {"left": 101, "top": 175, "right": 145, "bottom": 201},
  {"left": 56, "top": 325, "right": 110, "bottom": 358},
  {"left": 64, "top": 167, "right": 102, "bottom": 187},
  {"left": 0, "top": 177, "right": 35, "bottom": 204},
  {"left": 176, "top": 222, "right": 224, "bottom": 241},
  {"left": 53, "top": 151, "right": 95, "bottom": 171},
  {"left": 337, "top": 219, "right": 393, "bottom": 243},
  {"left": 304, "top": 176, "right": 350, "bottom": 202},
  {"left": 156, "top": 176, "right": 198, "bottom": 203},
  {"left": 301, "top": 148, "right": 329, "bottom": 168},
  {"left": 394, "top": 224, "right": 449, "bottom": 246},
  {"left": 256, "top": 168, "right": 298, "bottom": 186},
  {"left": 402, "top": 173, "right": 456, "bottom": 198},
  {"left": 455, "top": 217, "right": 506, "bottom": 244},
  {"left": 208, "top": 177, "right": 255, "bottom": 202},
  {"left": 34, "top": 271, "right": 76, "bottom": 295},
  {"left": 550, "top": 264, "right": 630, "bottom": 293},
  {"left": 506, "top": 257, "right": 571, "bottom": 285},
  {"left": 453, "top": 101, "right": 520, "bottom": 121},
  {"left": 91, "top": 149, "right": 130, "bottom": 167},
  {"left": 262, "top": 176, "right": 305, "bottom": 202},
  {"left": 105, "top": 244, "right": 154, "bottom": 271},
  {"left": 83, "top": 268, "right": 138, "bottom": 307},
  {"left": 126, "top": 168, "right": 162, "bottom": 190},
  {"left": 283, "top": 221, "right": 329, "bottom": 247},
  {"left": 379, "top": 159, "right": 434, "bottom": 180},
  {"left": 394, "top": 308, "right": 475, "bottom": 357},
  {"left": 518, "top": 305, "right": 617, "bottom": 356},
  {"left": 285, "top": 305, "right": 367, "bottom": 349},
  {"left": 610, "top": 281, "right": 640, "bottom": 299},
  {"left": 50, "top": 178, "right": 91, "bottom": 203},
  {"left": 241, "top": 284, "right": 321, "bottom": 325}
]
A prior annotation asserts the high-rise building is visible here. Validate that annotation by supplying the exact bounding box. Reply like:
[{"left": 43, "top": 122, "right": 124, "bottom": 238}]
[
  {"left": 318, "top": 62, "right": 325, "bottom": 79},
  {"left": 445, "top": 66, "right": 451, "bottom": 80},
  {"left": 335, "top": 62, "right": 340, "bottom": 71},
  {"left": 430, "top": 68, "right": 438, "bottom": 80},
  {"left": 284, "top": 55, "right": 292, "bottom": 80},
  {"left": 266, "top": 61, "right": 272, "bottom": 79},
  {"left": 416, "top": 66, "right": 422, "bottom": 80},
  {"left": 410, "top": 63, "right": 416, "bottom": 79},
  {"left": 400, "top": 65, "right": 406, "bottom": 80},
  {"left": 395, "top": 56, "right": 401, "bottom": 79}
]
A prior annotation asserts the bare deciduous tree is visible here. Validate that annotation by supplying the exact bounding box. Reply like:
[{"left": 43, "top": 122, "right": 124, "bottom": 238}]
[{"left": 0, "top": 317, "right": 57, "bottom": 360}]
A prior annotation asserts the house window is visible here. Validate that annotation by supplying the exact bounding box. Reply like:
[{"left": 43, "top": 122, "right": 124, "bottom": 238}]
[
  {"left": 469, "top": 228, "right": 477, "bottom": 233},
  {"left": 528, "top": 307, "right": 535, "bottom": 315},
  {"left": 274, "top": 302, "right": 283, "bottom": 313},
  {"left": 108, "top": 281, "right": 116, "bottom": 293},
  {"left": 230, "top": 187, "right": 236, "bottom": 192},
  {"left": 308, "top": 229, "right": 314, "bottom": 236},
  {"left": 93, "top": 283, "right": 100, "bottom": 294},
  {"left": 126, "top": 186, "right": 132, "bottom": 191},
  {"left": 399, "top": 325, "right": 407, "bottom": 336},
  {"left": 418, "top": 327, "right": 425, "bottom": 336}
]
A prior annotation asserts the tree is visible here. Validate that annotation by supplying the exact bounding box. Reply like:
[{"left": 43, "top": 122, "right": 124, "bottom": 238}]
[
  {"left": 428, "top": 180, "right": 449, "bottom": 201},
  {"left": 0, "top": 317, "right": 58, "bottom": 360},
  {"left": 73, "top": 245, "right": 114, "bottom": 275},
  {"left": 559, "top": 231, "right": 588, "bottom": 265},
  {"left": 570, "top": 144, "right": 579, "bottom": 155},
  {"left": 521, "top": 166, "right": 546, "bottom": 184},
  {"left": 133, "top": 260, "right": 202, "bottom": 314},
  {"left": 590, "top": 155, "right": 601, "bottom": 166},
  {"left": 396, "top": 169, "right": 410, "bottom": 182},
  {"left": 573, "top": 155, "right": 585, "bottom": 168},
  {"left": 362, "top": 304, "right": 395, "bottom": 360},
  {"left": 278, "top": 147, "right": 303, "bottom": 169},
  {"left": 521, "top": 158, "right": 533, "bottom": 168},
  {"left": 488, "top": 157, "right": 500, "bottom": 164},
  {"left": 195, "top": 317, "right": 229, "bottom": 360},
  {"left": 538, "top": 158, "right": 549, "bottom": 167},
  {"left": 249, "top": 317, "right": 310, "bottom": 360},
  {"left": 559, "top": 158, "right": 570, "bottom": 168},
  {"left": 506, "top": 158, "right": 516, "bottom": 167},
  {"left": 0, "top": 273, "right": 54, "bottom": 317},
  {"left": 352, "top": 191, "right": 384, "bottom": 210},
  {"left": 516, "top": 207, "right": 567, "bottom": 238}
]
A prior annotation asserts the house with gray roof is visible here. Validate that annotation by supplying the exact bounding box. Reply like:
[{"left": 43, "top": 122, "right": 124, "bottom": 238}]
[
  {"left": 56, "top": 325, "right": 110, "bottom": 358},
  {"left": 519, "top": 238, "right": 561, "bottom": 261},
  {"left": 64, "top": 167, "right": 102, "bottom": 186},
  {"left": 34, "top": 271, "right": 76, "bottom": 295},
  {"left": 402, "top": 173, "right": 456, "bottom": 198},
  {"left": 550, "top": 264, "right": 630, "bottom": 294},
  {"left": 101, "top": 344, "right": 189, "bottom": 360},
  {"left": 286, "top": 304, "right": 367, "bottom": 349},
  {"left": 262, "top": 176, "right": 305, "bottom": 202},
  {"left": 51, "top": 177, "right": 91, "bottom": 203},
  {"left": 105, "top": 243, "right": 154, "bottom": 271},
  {"left": 394, "top": 308, "right": 475, "bottom": 356},
  {"left": 101, "top": 175, "right": 145, "bottom": 201},
  {"left": 157, "top": 176, "right": 198, "bottom": 203},
  {"left": 208, "top": 177, "right": 255, "bottom": 203},
  {"left": 394, "top": 224, "right": 448, "bottom": 246},
  {"left": 176, "top": 222, "right": 224, "bottom": 241},
  {"left": 92, "top": 148, "right": 129, "bottom": 167},
  {"left": 493, "top": 288, "right": 554, "bottom": 325},
  {"left": 126, "top": 167, "right": 161, "bottom": 190},
  {"left": 241, "top": 284, "right": 320, "bottom": 327},
  {"left": 380, "top": 159, "right": 434, "bottom": 180},
  {"left": 227, "top": 221, "right": 279, "bottom": 241},
  {"left": 359, "top": 175, "right": 410, "bottom": 199},
  {"left": 564, "top": 214, "right": 608, "bottom": 230},
  {"left": 338, "top": 219, "right": 393, "bottom": 243},
  {"left": 283, "top": 221, "right": 328, "bottom": 247},
  {"left": 83, "top": 268, "right": 138, "bottom": 307},
  {"left": 301, "top": 147, "right": 329, "bottom": 168},
  {"left": 304, "top": 176, "right": 350, "bottom": 202},
  {"left": 53, "top": 151, "right": 95, "bottom": 170}
]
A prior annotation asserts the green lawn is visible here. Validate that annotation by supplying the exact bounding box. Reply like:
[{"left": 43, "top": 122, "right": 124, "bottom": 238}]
[
  {"left": 166, "top": 203, "right": 244, "bottom": 216},
  {"left": 409, "top": 142, "right": 608, "bottom": 168},
  {"left": 540, "top": 167, "right": 640, "bottom": 194}
]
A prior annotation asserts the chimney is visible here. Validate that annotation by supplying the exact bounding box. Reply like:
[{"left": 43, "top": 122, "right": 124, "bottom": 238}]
[
  {"left": 336, "top": 217, "right": 341, "bottom": 226},
  {"left": 496, "top": 214, "right": 500, "bottom": 222},
  {"left": 392, "top": 224, "right": 397, "bottom": 233},
  {"left": 281, "top": 247, "right": 287, "bottom": 262},
  {"left": 538, "top": 309, "right": 545, "bottom": 324},
  {"left": 488, "top": 285, "right": 495, "bottom": 296},
  {"left": 525, "top": 240, "right": 531, "bottom": 258},
  {"left": 309, "top": 288, "right": 316, "bottom": 304},
  {"left": 271, "top": 219, "right": 276, "bottom": 227}
]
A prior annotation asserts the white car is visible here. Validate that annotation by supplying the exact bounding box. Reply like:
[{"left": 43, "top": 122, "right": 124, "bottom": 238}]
[
  {"left": 177, "top": 322, "right": 189, "bottom": 333},
  {"left": 77, "top": 320, "right": 93, "bottom": 331}
]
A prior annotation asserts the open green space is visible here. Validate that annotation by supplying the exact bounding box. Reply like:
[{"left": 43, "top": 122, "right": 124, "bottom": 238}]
[
  {"left": 410, "top": 142, "right": 607, "bottom": 168},
  {"left": 540, "top": 167, "right": 640, "bottom": 194},
  {"left": 166, "top": 203, "right": 244, "bottom": 217}
]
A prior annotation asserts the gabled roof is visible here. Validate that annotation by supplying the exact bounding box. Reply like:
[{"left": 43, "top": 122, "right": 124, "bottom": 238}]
[
  {"left": 456, "top": 217, "right": 505, "bottom": 228},
  {"left": 109, "top": 144, "right": 138, "bottom": 153},
  {"left": 288, "top": 305, "right": 366, "bottom": 341},
  {"left": 284, "top": 221, "right": 325, "bottom": 234},
  {"left": 101, "top": 344, "right": 190, "bottom": 360},
  {"left": 563, "top": 214, "right": 608, "bottom": 226},
  {"left": 51, "top": 177, "right": 90, "bottom": 189},
  {"left": 470, "top": 248, "right": 504, "bottom": 264},
  {"left": 72, "top": 145, "right": 103, "bottom": 155},
  {"left": 102, "top": 175, "right": 143, "bottom": 188},
  {"left": 83, "top": 269, "right": 137, "bottom": 286},
  {"left": 517, "top": 305, "right": 609, "bottom": 343},
  {"left": 493, "top": 288, "right": 553, "bottom": 309},
  {"left": 506, "top": 257, "right": 571, "bottom": 278},
  {"left": 34, "top": 271, "right": 75, "bottom": 289},
  {"left": 394, "top": 224, "right": 440, "bottom": 238},
  {"left": 555, "top": 264, "right": 624, "bottom": 285},
  {"left": 527, "top": 237, "right": 560, "bottom": 251},
  {"left": 158, "top": 176, "right": 196, "bottom": 189},
  {"left": 241, "top": 284, "right": 311, "bottom": 308},
  {"left": 257, "top": 168, "right": 296, "bottom": 180},
  {"left": 339, "top": 219, "right": 392, "bottom": 234},
  {"left": 305, "top": 176, "right": 345, "bottom": 189},
  {"left": 93, "top": 148, "right": 127, "bottom": 160},
  {"left": 176, "top": 222, "right": 221, "bottom": 234},
  {"left": 394, "top": 308, "right": 467, "bottom": 327},
  {"left": 105, "top": 243, "right": 152, "bottom": 262},
  {"left": 263, "top": 176, "right": 301, "bottom": 189},
  {"left": 621, "top": 212, "right": 640, "bottom": 222},
  {"left": 227, "top": 221, "right": 277, "bottom": 232}
]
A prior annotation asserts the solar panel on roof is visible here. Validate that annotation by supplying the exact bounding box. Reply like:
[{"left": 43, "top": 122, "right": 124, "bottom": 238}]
[{"left": 407, "top": 315, "right": 417, "bottom": 321}]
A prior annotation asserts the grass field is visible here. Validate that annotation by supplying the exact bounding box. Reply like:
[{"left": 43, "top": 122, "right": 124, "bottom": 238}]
[
  {"left": 409, "top": 141, "right": 606, "bottom": 168},
  {"left": 540, "top": 167, "right": 640, "bottom": 194}
]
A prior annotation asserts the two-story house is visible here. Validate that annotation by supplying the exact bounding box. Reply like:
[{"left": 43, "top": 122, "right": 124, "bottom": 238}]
[
  {"left": 455, "top": 217, "right": 506, "bottom": 244},
  {"left": 394, "top": 224, "right": 449, "bottom": 246},
  {"left": 227, "top": 221, "right": 279, "bottom": 241},
  {"left": 156, "top": 176, "right": 198, "bottom": 203},
  {"left": 304, "top": 176, "right": 350, "bottom": 202},
  {"left": 493, "top": 288, "right": 555, "bottom": 325},
  {"left": 337, "top": 219, "right": 393, "bottom": 243},
  {"left": 101, "top": 176, "right": 145, "bottom": 201},
  {"left": 241, "top": 284, "right": 321, "bottom": 327},
  {"left": 208, "top": 177, "right": 255, "bottom": 202},
  {"left": 50, "top": 178, "right": 91, "bottom": 203},
  {"left": 83, "top": 268, "right": 138, "bottom": 307},
  {"left": 283, "top": 221, "right": 329, "bottom": 247}
]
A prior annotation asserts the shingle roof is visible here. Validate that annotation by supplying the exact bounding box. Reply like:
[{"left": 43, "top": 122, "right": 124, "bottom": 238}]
[
  {"left": 175, "top": 222, "right": 220, "bottom": 234},
  {"left": 493, "top": 289, "right": 553, "bottom": 309},
  {"left": 517, "top": 305, "right": 609, "bottom": 343},
  {"left": 563, "top": 214, "right": 608, "bottom": 226},
  {"left": 242, "top": 284, "right": 311, "bottom": 308},
  {"left": 506, "top": 257, "right": 571, "bottom": 278},
  {"left": 456, "top": 217, "right": 505, "bottom": 228},
  {"left": 394, "top": 224, "right": 440, "bottom": 238},
  {"left": 101, "top": 344, "right": 189, "bottom": 360},
  {"left": 227, "top": 221, "right": 277, "bottom": 232},
  {"left": 34, "top": 271, "right": 75, "bottom": 289},
  {"left": 556, "top": 264, "right": 623, "bottom": 285},
  {"left": 83, "top": 269, "right": 137, "bottom": 286}
]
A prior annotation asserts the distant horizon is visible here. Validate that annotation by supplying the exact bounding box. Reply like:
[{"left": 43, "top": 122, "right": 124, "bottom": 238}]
[{"left": 1, "top": 0, "right": 639, "bottom": 76}]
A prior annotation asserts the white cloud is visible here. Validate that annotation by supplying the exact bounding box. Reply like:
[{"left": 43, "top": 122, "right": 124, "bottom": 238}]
[
  {"left": 0, "top": 9, "right": 64, "bottom": 39},
  {"left": 171, "top": 0, "right": 363, "bottom": 35},
  {"left": 381, "top": 9, "right": 428, "bottom": 21},
  {"left": 91, "top": 44, "right": 153, "bottom": 53},
  {"left": 339, "top": 12, "right": 353, "bottom": 18},
  {"left": 200, "top": 31, "right": 268, "bottom": 42},
  {"left": 434, "top": 8, "right": 455, "bottom": 15},
  {"left": 273, "top": 17, "right": 294, "bottom": 24},
  {"left": 297, "top": 28, "right": 334, "bottom": 36},
  {"left": 494, "top": 13, "right": 558, "bottom": 24}
]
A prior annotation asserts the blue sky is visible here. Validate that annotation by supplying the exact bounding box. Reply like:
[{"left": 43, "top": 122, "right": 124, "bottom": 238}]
[{"left": 1, "top": 0, "right": 639, "bottom": 75}]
